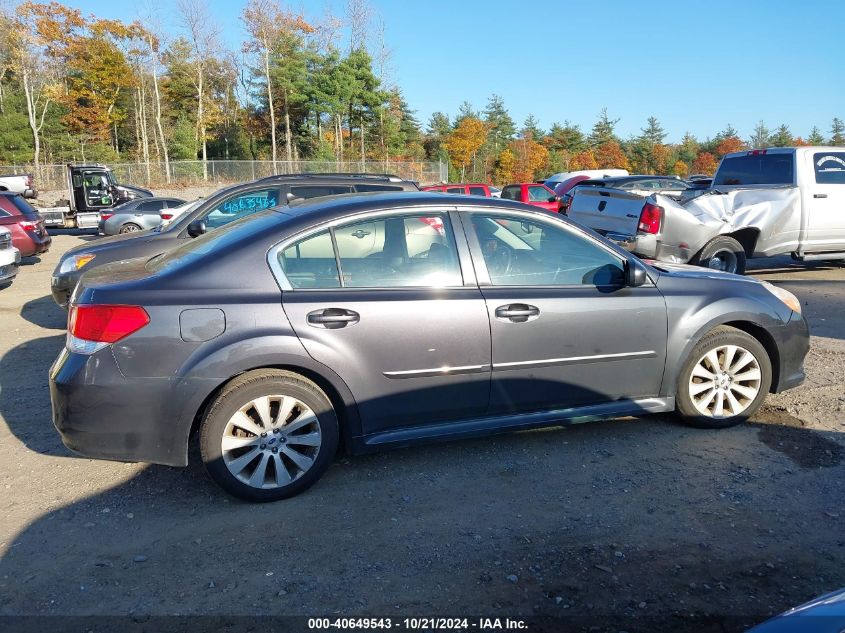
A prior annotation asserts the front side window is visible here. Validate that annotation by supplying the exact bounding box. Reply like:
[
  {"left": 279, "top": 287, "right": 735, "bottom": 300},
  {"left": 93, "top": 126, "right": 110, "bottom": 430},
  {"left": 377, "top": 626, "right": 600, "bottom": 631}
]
[
  {"left": 469, "top": 186, "right": 488, "bottom": 196},
  {"left": 471, "top": 214, "right": 626, "bottom": 287},
  {"left": 202, "top": 188, "right": 279, "bottom": 230},
  {"left": 527, "top": 185, "right": 552, "bottom": 202},
  {"left": 446, "top": 187, "right": 465, "bottom": 194},
  {"left": 813, "top": 152, "right": 845, "bottom": 184}
]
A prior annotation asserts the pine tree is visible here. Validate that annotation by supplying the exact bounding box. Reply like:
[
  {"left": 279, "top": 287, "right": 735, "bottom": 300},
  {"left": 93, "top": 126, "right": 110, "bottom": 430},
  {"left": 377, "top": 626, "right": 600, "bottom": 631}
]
[
  {"left": 807, "top": 126, "right": 825, "bottom": 145},
  {"left": 521, "top": 114, "right": 544, "bottom": 140},
  {"left": 547, "top": 121, "right": 586, "bottom": 154},
  {"left": 482, "top": 94, "right": 515, "bottom": 153},
  {"left": 588, "top": 108, "right": 619, "bottom": 147},
  {"left": 640, "top": 116, "right": 666, "bottom": 145},
  {"left": 750, "top": 121, "right": 770, "bottom": 148},
  {"left": 830, "top": 118, "right": 845, "bottom": 145},
  {"left": 769, "top": 124, "right": 793, "bottom": 147}
]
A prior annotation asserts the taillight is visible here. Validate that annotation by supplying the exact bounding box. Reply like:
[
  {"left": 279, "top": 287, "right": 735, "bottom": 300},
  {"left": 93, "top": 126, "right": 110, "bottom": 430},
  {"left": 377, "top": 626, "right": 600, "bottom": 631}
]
[
  {"left": 100, "top": 213, "right": 113, "bottom": 221},
  {"left": 160, "top": 213, "right": 173, "bottom": 220},
  {"left": 637, "top": 202, "right": 663, "bottom": 234},
  {"left": 68, "top": 305, "right": 149, "bottom": 353},
  {"left": 20, "top": 220, "right": 38, "bottom": 232}
]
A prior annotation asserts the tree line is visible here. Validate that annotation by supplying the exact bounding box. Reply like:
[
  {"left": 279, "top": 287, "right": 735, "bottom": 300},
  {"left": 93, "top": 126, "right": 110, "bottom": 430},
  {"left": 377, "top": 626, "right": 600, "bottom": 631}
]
[{"left": 1, "top": 0, "right": 843, "bottom": 185}]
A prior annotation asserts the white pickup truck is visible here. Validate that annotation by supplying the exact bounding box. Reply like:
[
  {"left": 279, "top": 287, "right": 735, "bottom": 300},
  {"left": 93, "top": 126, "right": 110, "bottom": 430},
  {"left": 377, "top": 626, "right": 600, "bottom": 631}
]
[
  {"left": 567, "top": 147, "right": 845, "bottom": 274},
  {"left": 0, "top": 173, "right": 36, "bottom": 198}
]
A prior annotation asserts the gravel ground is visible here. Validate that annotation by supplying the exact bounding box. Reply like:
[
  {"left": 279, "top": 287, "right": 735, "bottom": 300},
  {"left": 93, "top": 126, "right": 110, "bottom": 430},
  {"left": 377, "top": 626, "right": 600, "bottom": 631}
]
[{"left": 0, "top": 234, "right": 843, "bottom": 633}]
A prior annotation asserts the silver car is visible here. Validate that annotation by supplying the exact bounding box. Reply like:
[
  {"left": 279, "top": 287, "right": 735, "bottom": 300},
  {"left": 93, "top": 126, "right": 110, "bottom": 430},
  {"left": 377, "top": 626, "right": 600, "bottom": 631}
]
[{"left": 100, "top": 197, "right": 186, "bottom": 235}]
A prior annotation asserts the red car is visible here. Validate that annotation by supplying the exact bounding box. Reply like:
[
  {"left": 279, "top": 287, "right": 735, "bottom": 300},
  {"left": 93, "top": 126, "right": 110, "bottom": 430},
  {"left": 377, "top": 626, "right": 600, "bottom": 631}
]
[
  {"left": 501, "top": 183, "right": 559, "bottom": 212},
  {"left": 0, "top": 192, "right": 51, "bottom": 257},
  {"left": 421, "top": 183, "right": 492, "bottom": 197}
]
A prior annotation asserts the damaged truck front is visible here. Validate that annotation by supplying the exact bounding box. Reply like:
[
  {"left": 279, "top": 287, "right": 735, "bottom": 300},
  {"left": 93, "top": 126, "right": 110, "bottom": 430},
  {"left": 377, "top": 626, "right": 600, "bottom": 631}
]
[{"left": 567, "top": 147, "right": 845, "bottom": 274}]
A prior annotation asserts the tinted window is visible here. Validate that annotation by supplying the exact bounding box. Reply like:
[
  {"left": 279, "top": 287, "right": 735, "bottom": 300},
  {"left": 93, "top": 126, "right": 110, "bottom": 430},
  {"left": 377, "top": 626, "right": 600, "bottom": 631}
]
[
  {"left": 279, "top": 230, "right": 340, "bottom": 289},
  {"left": 289, "top": 185, "right": 353, "bottom": 199},
  {"left": 814, "top": 152, "right": 845, "bottom": 184},
  {"left": 528, "top": 185, "right": 552, "bottom": 202},
  {"left": 501, "top": 186, "right": 521, "bottom": 200},
  {"left": 471, "top": 214, "right": 625, "bottom": 287},
  {"left": 468, "top": 186, "right": 488, "bottom": 196},
  {"left": 0, "top": 195, "right": 39, "bottom": 218},
  {"left": 137, "top": 200, "right": 164, "bottom": 212},
  {"left": 445, "top": 187, "right": 465, "bottom": 194},
  {"left": 334, "top": 214, "right": 462, "bottom": 288},
  {"left": 202, "top": 188, "right": 279, "bottom": 230},
  {"left": 713, "top": 154, "right": 794, "bottom": 186},
  {"left": 354, "top": 184, "right": 405, "bottom": 192}
]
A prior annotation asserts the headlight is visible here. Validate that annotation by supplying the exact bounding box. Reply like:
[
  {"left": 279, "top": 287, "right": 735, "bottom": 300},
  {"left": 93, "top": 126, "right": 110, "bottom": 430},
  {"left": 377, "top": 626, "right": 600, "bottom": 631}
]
[
  {"left": 58, "top": 253, "right": 96, "bottom": 274},
  {"left": 761, "top": 281, "right": 801, "bottom": 314}
]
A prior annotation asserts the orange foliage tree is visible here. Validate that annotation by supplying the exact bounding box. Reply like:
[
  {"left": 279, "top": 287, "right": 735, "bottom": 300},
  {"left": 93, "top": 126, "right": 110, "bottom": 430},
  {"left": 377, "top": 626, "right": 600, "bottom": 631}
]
[
  {"left": 570, "top": 150, "right": 597, "bottom": 170},
  {"left": 594, "top": 141, "right": 629, "bottom": 170},
  {"left": 493, "top": 147, "right": 515, "bottom": 184},
  {"left": 715, "top": 136, "right": 744, "bottom": 157},
  {"left": 692, "top": 152, "right": 718, "bottom": 175},
  {"left": 672, "top": 160, "right": 689, "bottom": 177},
  {"left": 509, "top": 135, "right": 549, "bottom": 182},
  {"left": 445, "top": 117, "right": 487, "bottom": 179}
]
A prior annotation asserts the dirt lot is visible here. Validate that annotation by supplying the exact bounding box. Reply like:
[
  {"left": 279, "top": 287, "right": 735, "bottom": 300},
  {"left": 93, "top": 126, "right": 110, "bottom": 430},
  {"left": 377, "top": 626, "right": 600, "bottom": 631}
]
[{"left": 0, "top": 233, "right": 844, "bottom": 632}]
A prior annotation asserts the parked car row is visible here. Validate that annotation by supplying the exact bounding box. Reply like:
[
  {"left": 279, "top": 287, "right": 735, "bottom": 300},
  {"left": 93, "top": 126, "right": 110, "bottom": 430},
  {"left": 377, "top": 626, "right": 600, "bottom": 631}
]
[
  {"left": 44, "top": 170, "right": 810, "bottom": 503},
  {"left": 0, "top": 191, "right": 52, "bottom": 288}
]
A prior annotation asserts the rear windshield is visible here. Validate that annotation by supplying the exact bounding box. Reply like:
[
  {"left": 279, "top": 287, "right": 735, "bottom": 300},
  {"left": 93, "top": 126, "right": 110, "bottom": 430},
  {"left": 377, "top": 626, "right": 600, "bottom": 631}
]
[
  {"left": 713, "top": 153, "right": 795, "bottom": 186},
  {"left": 0, "top": 194, "right": 40, "bottom": 218}
]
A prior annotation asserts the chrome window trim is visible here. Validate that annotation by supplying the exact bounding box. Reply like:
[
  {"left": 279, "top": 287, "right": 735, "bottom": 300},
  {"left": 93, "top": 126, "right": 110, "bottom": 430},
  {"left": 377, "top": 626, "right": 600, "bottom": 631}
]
[{"left": 267, "top": 205, "right": 465, "bottom": 292}]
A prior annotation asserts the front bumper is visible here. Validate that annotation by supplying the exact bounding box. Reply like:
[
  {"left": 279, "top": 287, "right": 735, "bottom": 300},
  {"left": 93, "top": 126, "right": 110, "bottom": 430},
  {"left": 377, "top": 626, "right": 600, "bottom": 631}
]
[
  {"left": 770, "top": 310, "right": 810, "bottom": 393},
  {"left": 0, "top": 250, "right": 20, "bottom": 282},
  {"left": 49, "top": 346, "right": 206, "bottom": 467}
]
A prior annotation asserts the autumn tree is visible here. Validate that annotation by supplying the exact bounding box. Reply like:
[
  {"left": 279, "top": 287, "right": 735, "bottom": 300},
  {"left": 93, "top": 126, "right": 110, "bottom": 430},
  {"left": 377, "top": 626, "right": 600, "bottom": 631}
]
[
  {"left": 445, "top": 116, "right": 486, "bottom": 180},
  {"left": 692, "top": 152, "right": 718, "bottom": 175},
  {"left": 672, "top": 160, "right": 689, "bottom": 177},
  {"left": 493, "top": 146, "right": 515, "bottom": 184},
  {"left": 715, "top": 135, "right": 744, "bottom": 156},
  {"left": 594, "top": 141, "right": 628, "bottom": 169},
  {"left": 509, "top": 135, "right": 549, "bottom": 182},
  {"left": 570, "top": 149, "right": 597, "bottom": 170}
]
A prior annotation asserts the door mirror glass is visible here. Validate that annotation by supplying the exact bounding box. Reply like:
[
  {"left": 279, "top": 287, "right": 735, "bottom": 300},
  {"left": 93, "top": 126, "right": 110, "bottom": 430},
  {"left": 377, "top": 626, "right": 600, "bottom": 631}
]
[
  {"left": 187, "top": 219, "right": 207, "bottom": 238},
  {"left": 626, "top": 260, "right": 648, "bottom": 287}
]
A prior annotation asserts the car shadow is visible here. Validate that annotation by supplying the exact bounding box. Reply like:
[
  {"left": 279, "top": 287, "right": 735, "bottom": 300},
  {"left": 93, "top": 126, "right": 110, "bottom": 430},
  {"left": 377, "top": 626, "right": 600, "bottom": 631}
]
[
  {"left": 19, "top": 256, "right": 41, "bottom": 266},
  {"left": 20, "top": 295, "right": 67, "bottom": 330}
]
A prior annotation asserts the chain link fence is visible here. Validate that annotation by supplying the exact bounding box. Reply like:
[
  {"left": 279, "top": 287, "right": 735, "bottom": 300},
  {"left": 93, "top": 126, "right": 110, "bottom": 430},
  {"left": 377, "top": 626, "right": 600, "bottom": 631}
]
[{"left": 1, "top": 159, "right": 448, "bottom": 193}]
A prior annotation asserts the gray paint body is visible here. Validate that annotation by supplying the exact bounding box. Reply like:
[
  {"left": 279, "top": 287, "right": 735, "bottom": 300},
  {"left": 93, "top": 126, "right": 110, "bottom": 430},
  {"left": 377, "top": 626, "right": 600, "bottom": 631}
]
[{"left": 50, "top": 193, "right": 809, "bottom": 467}]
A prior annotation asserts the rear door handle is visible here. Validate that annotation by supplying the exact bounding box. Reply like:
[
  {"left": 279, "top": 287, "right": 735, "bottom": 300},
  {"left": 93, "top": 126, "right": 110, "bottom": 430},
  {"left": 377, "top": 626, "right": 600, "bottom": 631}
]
[
  {"left": 814, "top": 193, "right": 828, "bottom": 199},
  {"left": 495, "top": 303, "right": 540, "bottom": 323},
  {"left": 307, "top": 308, "right": 360, "bottom": 329}
]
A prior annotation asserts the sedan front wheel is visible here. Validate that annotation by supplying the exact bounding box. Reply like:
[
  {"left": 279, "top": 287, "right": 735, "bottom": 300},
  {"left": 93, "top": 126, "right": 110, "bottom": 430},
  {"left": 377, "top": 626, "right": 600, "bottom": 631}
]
[{"left": 676, "top": 326, "right": 771, "bottom": 428}]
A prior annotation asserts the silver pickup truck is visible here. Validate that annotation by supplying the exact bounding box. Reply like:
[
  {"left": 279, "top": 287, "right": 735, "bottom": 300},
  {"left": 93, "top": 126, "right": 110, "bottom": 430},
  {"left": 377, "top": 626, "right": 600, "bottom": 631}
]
[
  {"left": 567, "top": 147, "right": 845, "bottom": 274},
  {"left": 0, "top": 173, "right": 36, "bottom": 198}
]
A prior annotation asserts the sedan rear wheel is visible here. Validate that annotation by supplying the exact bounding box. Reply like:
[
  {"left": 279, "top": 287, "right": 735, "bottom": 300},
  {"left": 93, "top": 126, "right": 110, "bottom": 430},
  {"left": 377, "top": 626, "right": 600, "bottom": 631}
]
[
  {"left": 200, "top": 369, "right": 338, "bottom": 501},
  {"left": 676, "top": 326, "right": 771, "bottom": 428}
]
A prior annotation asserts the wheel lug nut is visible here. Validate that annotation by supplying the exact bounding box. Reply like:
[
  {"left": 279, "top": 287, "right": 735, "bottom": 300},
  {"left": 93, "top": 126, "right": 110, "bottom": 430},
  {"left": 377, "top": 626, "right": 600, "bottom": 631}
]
[
  {"left": 272, "top": 447, "right": 278, "bottom": 454},
  {"left": 273, "top": 428, "right": 280, "bottom": 434},
  {"left": 261, "top": 432, "right": 267, "bottom": 437},
  {"left": 260, "top": 443, "right": 266, "bottom": 450}
]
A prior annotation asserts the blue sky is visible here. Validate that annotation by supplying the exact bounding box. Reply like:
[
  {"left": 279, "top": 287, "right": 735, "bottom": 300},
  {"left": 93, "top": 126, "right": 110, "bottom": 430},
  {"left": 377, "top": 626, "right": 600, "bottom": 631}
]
[{"left": 65, "top": 0, "right": 843, "bottom": 143}]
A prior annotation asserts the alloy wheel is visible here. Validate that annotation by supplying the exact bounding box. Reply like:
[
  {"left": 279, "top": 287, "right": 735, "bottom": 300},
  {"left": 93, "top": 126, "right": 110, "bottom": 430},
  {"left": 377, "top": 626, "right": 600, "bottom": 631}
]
[
  {"left": 221, "top": 395, "right": 322, "bottom": 489},
  {"left": 688, "top": 344, "right": 762, "bottom": 418},
  {"left": 707, "top": 250, "right": 738, "bottom": 273}
]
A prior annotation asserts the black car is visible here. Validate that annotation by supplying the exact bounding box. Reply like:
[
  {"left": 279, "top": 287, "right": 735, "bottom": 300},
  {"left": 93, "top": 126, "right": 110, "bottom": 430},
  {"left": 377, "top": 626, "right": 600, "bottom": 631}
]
[
  {"left": 51, "top": 173, "right": 419, "bottom": 307},
  {"left": 50, "top": 192, "right": 809, "bottom": 501}
]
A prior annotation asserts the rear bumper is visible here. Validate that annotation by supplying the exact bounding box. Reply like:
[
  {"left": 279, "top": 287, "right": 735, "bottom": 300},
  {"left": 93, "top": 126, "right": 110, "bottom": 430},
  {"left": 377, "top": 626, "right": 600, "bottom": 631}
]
[
  {"left": 49, "top": 346, "right": 209, "bottom": 467},
  {"left": 604, "top": 232, "right": 693, "bottom": 264}
]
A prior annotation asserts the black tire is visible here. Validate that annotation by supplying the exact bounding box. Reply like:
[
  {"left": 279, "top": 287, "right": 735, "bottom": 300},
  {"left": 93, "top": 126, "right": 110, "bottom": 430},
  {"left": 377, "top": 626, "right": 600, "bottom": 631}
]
[
  {"left": 692, "top": 236, "right": 747, "bottom": 275},
  {"left": 200, "top": 369, "right": 339, "bottom": 502},
  {"left": 676, "top": 326, "right": 772, "bottom": 429},
  {"left": 119, "top": 223, "right": 142, "bottom": 234}
]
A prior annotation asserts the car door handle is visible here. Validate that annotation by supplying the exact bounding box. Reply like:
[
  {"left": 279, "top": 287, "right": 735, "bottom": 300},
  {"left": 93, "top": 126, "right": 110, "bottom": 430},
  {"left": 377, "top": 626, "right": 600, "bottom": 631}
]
[
  {"left": 307, "top": 308, "right": 360, "bottom": 329},
  {"left": 814, "top": 193, "right": 828, "bottom": 198},
  {"left": 495, "top": 304, "right": 540, "bottom": 323}
]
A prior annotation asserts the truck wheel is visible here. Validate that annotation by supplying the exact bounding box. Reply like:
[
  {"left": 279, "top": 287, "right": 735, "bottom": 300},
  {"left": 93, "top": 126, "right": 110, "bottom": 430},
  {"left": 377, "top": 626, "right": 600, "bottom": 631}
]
[
  {"left": 119, "top": 223, "right": 142, "bottom": 234},
  {"left": 692, "top": 236, "right": 746, "bottom": 274},
  {"left": 676, "top": 326, "right": 771, "bottom": 429}
]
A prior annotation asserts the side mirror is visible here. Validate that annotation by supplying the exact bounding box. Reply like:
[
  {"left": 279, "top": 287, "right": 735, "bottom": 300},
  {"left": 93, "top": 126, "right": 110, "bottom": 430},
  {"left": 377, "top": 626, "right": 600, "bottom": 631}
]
[
  {"left": 548, "top": 195, "right": 559, "bottom": 203},
  {"left": 626, "top": 260, "right": 648, "bottom": 287},
  {"left": 187, "top": 219, "right": 207, "bottom": 238}
]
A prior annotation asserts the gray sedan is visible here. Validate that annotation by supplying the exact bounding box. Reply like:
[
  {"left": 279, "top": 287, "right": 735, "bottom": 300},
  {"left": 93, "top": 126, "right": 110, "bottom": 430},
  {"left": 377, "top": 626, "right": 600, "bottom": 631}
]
[
  {"left": 99, "top": 197, "right": 185, "bottom": 235},
  {"left": 50, "top": 192, "right": 809, "bottom": 501}
]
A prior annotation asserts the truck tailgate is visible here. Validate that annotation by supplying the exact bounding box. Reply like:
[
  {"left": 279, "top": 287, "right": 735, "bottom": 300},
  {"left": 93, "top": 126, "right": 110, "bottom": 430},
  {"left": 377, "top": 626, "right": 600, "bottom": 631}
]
[{"left": 568, "top": 187, "right": 644, "bottom": 236}]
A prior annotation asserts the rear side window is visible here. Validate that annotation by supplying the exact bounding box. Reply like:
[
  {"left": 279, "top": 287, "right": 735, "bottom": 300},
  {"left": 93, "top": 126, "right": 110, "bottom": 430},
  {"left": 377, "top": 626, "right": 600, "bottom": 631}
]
[
  {"left": 280, "top": 230, "right": 340, "bottom": 289},
  {"left": 446, "top": 187, "right": 465, "bottom": 194},
  {"left": 468, "top": 186, "right": 488, "bottom": 196},
  {"left": 501, "top": 186, "right": 521, "bottom": 200},
  {"left": 202, "top": 188, "right": 279, "bottom": 230},
  {"left": 1, "top": 195, "right": 39, "bottom": 219},
  {"left": 137, "top": 200, "right": 164, "bottom": 212},
  {"left": 813, "top": 152, "right": 845, "bottom": 184},
  {"left": 289, "top": 185, "right": 354, "bottom": 199},
  {"left": 713, "top": 154, "right": 794, "bottom": 186},
  {"left": 527, "top": 185, "right": 552, "bottom": 201}
]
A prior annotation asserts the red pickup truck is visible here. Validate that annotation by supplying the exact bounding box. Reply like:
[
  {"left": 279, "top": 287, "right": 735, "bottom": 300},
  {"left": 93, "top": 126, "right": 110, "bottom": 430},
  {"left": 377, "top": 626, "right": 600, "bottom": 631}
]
[
  {"left": 501, "top": 183, "right": 560, "bottom": 212},
  {"left": 421, "top": 183, "right": 492, "bottom": 197}
]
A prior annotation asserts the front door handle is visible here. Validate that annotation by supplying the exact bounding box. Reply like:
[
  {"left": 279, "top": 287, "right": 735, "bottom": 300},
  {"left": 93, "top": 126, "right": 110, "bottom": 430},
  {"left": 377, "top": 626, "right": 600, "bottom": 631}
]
[
  {"left": 814, "top": 193, "right": 828, "bottom": 199},
  {"left": 307, "top": 308, "right": 360, "bottom": 329},
  {"left": 495, "top": 303, "right": 540, "bottom": 323}
]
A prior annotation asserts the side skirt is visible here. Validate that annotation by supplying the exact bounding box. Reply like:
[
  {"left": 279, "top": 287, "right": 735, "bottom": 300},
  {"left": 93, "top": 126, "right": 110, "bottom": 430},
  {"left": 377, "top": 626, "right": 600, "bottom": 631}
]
[{"left": 350, "top": 397, "right": 675, "bottom": 454}]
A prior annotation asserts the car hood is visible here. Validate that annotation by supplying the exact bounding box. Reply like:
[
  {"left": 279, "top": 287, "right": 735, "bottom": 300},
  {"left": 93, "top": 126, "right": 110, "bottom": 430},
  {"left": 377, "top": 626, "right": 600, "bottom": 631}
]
[
  {"left": 748, "top": 586, "right": 845, "bottom": 631},
  {"left": 64, "top": 228, "right": 158, "bottom": 257},
  {"left": 648, "top": 260, "right": 760, "bottom": 285}
]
